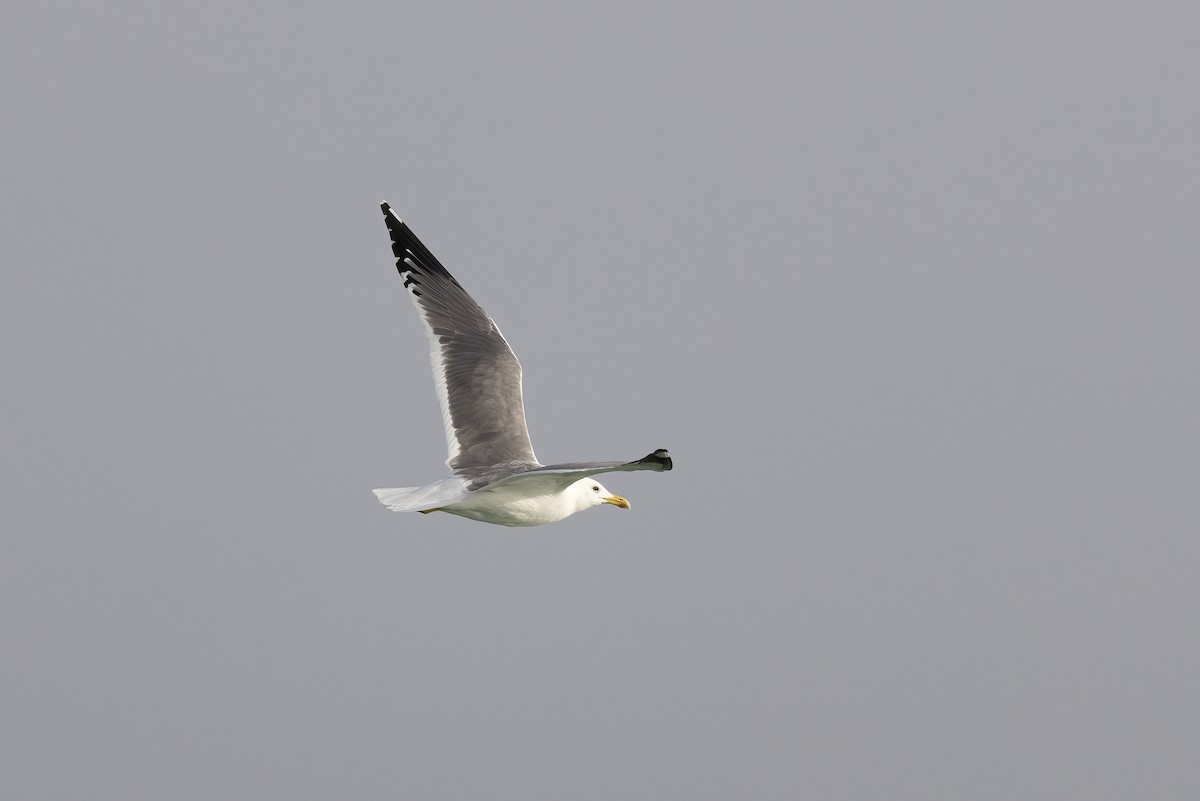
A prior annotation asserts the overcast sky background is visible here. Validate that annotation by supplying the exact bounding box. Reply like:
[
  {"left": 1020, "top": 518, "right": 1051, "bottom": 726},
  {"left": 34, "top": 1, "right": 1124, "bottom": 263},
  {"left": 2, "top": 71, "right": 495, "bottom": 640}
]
[{"left": 3, "top": 1, "right": 1198, "bottom": 798}]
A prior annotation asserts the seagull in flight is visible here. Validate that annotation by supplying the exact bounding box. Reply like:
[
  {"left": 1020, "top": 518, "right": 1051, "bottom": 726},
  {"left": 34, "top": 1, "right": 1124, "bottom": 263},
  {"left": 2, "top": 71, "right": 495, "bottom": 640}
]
[{"left": 372, "top": 203, "right": 672, "bottom": 526}]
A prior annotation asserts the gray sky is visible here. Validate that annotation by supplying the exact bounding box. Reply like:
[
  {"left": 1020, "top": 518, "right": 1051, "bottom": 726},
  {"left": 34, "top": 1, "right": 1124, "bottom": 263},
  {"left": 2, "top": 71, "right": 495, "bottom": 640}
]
[{"left": 3, "top": 1, "right": 1198, "bottom": 798}]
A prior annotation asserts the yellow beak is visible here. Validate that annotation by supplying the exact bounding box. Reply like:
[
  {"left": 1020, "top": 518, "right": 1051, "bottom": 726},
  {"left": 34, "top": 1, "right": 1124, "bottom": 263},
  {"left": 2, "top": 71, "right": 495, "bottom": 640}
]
[{"left": 602, "top": 494, "right": 631, "bottom": 510}]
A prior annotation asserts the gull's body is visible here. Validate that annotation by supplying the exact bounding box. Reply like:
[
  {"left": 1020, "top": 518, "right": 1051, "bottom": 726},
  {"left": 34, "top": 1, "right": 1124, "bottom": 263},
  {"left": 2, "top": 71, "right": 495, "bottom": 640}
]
[{"left": 371, "top": 203, "right": 671, "bottom": 527}]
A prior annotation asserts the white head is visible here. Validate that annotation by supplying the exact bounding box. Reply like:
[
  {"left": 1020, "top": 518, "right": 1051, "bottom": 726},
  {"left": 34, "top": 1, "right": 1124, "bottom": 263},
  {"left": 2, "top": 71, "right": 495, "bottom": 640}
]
[{"left": 570, "top": 477, "right": 630, "bottom": 513}]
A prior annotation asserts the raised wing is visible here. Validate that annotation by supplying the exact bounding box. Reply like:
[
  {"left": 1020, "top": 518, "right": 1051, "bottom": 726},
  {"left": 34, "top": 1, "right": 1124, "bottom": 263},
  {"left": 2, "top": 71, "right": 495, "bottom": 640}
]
[{"left": 381, "top": 203, "right": 538, "bottom": 473}]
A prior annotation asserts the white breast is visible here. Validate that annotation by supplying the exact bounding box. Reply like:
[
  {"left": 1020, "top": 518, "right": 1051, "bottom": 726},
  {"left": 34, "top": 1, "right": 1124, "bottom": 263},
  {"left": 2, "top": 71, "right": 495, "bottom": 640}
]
[{"left": 440, "top": 482, "right": 586, "bottom": 527}]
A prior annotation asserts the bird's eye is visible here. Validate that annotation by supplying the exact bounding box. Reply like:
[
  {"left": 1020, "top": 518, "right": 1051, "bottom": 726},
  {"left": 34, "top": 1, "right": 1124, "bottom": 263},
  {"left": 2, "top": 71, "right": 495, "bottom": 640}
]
[{"left": 592, "top": 486, "right": 600, "bottom": 492}]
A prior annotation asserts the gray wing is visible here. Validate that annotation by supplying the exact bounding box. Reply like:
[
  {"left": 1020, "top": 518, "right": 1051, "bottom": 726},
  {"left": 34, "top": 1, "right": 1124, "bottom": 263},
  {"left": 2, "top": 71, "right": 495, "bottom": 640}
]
[
  {"left": 475, "top": 449, "right": 672, "bottom": 492},
  {"left": 381, "top": 203, "right": 538, "bottom": 473}
]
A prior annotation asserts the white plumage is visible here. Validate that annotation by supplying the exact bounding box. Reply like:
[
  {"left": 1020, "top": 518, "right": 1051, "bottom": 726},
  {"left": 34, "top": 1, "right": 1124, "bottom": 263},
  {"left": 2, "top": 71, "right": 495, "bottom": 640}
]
[{"left": 371, "top": 203, "right": 671, "bottom": 527}]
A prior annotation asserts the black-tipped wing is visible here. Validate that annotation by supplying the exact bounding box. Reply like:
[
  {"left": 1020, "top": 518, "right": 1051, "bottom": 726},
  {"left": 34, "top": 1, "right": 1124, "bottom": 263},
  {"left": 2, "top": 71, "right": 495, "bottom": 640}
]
[
  {"left": 381, "top": 203, "right": 538, "bottom": 473},
  {"left": 477, "top": 449, "right": 673, "bottom": 492}
]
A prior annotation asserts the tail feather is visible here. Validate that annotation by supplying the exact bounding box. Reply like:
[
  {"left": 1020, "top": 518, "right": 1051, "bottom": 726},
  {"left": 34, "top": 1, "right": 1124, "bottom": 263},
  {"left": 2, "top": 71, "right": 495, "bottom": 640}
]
[
  {"left": 372, "top": 477, "right": 467, "bottom": 513},
  {"left": 372, "top": 486, "right": 421, "bottom": 510}
]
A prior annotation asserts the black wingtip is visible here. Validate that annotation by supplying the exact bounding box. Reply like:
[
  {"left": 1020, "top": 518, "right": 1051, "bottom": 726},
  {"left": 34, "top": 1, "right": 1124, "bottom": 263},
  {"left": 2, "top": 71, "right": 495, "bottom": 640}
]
[
  {"left": 638, "top": 448, "right": 673, "bottom": 471},
  {"left": 378, "top": 207, "right": 454, "bottom": 281}
]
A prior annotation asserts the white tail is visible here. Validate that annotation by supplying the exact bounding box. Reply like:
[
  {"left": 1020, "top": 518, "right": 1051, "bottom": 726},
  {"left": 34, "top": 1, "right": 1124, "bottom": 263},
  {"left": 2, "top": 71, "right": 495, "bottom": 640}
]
[
  {"left": 372, "top": 487, "right": 421, "bottom": 510},
  {"left": 372, "top": 477, "right": 468, "bottom": 512}
]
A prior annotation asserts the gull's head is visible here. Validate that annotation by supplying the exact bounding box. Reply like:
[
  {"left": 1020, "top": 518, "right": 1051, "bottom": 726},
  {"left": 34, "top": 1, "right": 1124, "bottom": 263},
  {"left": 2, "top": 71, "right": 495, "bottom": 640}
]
[{"left": 572, "top": 478, "right": 630, "bottom": 511}]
